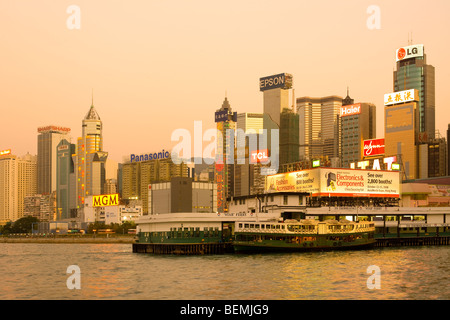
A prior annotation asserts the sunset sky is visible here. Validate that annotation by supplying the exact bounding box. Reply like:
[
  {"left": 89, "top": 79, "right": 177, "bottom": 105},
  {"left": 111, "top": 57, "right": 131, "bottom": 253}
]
[{"left": 1, "top": 0, "right": 449, "bottom": 163}]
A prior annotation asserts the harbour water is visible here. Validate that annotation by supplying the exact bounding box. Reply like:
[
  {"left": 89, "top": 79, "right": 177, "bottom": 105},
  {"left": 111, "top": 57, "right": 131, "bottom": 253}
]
[{"left": 0, "top": 243, "right": 449, "bottom": 300}]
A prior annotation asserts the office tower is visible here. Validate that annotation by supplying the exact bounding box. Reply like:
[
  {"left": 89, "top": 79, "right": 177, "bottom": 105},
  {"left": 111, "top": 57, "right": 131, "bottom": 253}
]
[
  {"left": 260, "top": 73, "right": 293, "bottom": 160},
  {"left": 215, "top": 96, "right": 237, "bottom": 212},
  {"left": 37, "top": 125, "right": 71, "bottom": 195},
  {"left": 384, "top": 89, "right": 420, "bottom": 180},
  {"left": 447, "top": 124, "right": 450, "bottom": 176},
  {"left": 122, "top": 155, "right": 188, "bottom": 214},
  {"left": 280, "top": 108, "right": 299, "bottom": 165},
  {"left": 56, "top": 139, "right": 76, "bottom": 220},
  {"left": 297, "top": 96, "right": 342, "bottom": 162},
  {"left": 237, "top": 113, "right": 263, "bottom": 134},
  {"left": 72, "top": 101, "right": 108, "bottom": 209},
  {"left": 0, "top": 151, "right": 37, "bottom": 223},
  {"left": 394, "top": 44, "right": 435, "bottom": 139},
  {"left": 340, "top": 102, "right": 377, "bottom": 168},
  {"left": 234, "top": 113, "right": 264, "bottom": 197},
  {"left": 427, "top": 132, "right": 447, "bottom": 178}
]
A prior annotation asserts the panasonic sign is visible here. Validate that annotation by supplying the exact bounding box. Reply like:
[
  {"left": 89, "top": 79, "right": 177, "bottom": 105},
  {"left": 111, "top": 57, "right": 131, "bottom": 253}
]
[
  {"left": 130, "top": 149, "right": 170, "bottom": 163},
  {"left": 259, "top": 73, "right": 293, "bottom": 91}
]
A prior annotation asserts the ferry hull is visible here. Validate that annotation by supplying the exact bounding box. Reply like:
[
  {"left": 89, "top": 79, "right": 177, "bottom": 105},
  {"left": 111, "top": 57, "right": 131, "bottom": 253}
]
[{"left": 232, "top": 239, "right": 376, "bottom": 253}]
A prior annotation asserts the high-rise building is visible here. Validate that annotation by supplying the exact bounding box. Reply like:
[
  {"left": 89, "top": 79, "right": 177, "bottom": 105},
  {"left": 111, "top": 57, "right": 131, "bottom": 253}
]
[
  {"left": 215, "top": 96, "right": 237, "bottom": 212},
  {"left": 0, "top": 151, "right": 37, "bottom": 223},
  {"left": 260, "top": 73, "right": 293, "bottom": 163},
  {"left": 280, "top": 108, "right": 299, "bottom": 165},
  {"left": 72, "top": 101, "right": 108, "bottom": 210},
  {"left": 384, "top": 89, "right": 420, "bottom": 180},
  {"left": 394, "top": 44, "right": 435, "bottom": 139},
  {"left": 37, "top": 125, "right": 71, "bottom": 195},
  {"left": 297, "top": 96, "right": 342, "bottom": 162},
  {"left": 340, "top": 102, "right": 376, "bottom": 168},
  {"left": 121, "top": 154, "right": 189, "bottom": 214},
  {"left": 56, "top": 139, "right": 76, "bottom": 220},
  {"left": 447, "top": 124, "right": 450, "bottom": 176},
  {"left": 427, "top": 133, "right": 447, "bottom": 178}
]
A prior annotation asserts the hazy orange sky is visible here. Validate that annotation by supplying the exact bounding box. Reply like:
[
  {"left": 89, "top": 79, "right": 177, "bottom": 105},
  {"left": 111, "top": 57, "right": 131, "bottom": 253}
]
[{"left": 1, "top": 0, "right": 449, "bottom": 163}]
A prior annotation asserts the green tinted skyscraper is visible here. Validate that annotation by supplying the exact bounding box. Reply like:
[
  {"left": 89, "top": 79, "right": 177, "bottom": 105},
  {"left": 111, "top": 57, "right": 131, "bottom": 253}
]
[{"left": 394, "top": 44, "right": 435, "bottom": 139}]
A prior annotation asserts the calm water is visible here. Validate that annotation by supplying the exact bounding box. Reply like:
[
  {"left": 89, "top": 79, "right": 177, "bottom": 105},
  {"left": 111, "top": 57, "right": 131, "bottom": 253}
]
[{"left": 0, "top": 243, "right": 449, "bottom": 300}]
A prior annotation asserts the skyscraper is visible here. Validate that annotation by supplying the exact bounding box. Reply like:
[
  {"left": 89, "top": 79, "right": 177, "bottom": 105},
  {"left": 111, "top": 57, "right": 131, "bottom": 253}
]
[
  {"left": 260, "top": 73, "right": 293, "bottom": 162},
  {"left": 56, "top": 139, "right": 76, "bottom": 220},
  {"left": 72, "top": 101, "right": 108, "bottom": 210},
  {"left": 215, "top": 96, "right": 236, "bottom": 212},
  {"left": 37, "top": 125, "right": 71, "bottom": 195},
  {"left": 384, "top": 89, "right": 420, "bottom": 180},
  {"left": 297, "top": 95, "right": 342, "bottom": 162},
  {"left": 340, "top": 102, "right": 376, "bottom": 168},
  {"left": 394, "top": 44, "right": 435, "bottom": 139},
  {"left": 280, "top": 108, "right": 299, "bottom": 165},
  {"left": 0, "top": 151, "right": 37, "bottom": 223}
]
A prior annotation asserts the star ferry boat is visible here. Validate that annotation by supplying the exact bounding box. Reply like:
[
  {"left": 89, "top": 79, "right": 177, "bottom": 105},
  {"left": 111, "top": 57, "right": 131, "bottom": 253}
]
[{"left": 232, "top": 218, "right": 375, "bottom": 252}]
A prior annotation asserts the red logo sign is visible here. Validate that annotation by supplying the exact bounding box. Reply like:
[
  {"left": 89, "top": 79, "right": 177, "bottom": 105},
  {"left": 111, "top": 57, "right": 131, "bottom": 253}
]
[
  {"left": 363, "top": 139, "right": 385, "bottom": 157},
  {"left": 250, "top": 149, "right": 269, "bottom": 164},
  {"left": 397, "top": 48, "right": 406, "bottom": 60}
]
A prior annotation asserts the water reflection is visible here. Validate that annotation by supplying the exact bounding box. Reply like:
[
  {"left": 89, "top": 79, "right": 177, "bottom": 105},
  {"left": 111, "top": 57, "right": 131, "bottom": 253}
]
[{"left": 0, "top": 244, "right": 448, "bottom": 299}]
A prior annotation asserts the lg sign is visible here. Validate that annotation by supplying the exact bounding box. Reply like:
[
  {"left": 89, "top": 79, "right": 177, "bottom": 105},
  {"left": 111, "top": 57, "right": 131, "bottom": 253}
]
[
  {"left": 340, "top": 104, "right": 361, "bottom": 117},
  {"left": 396, "top": 44, "right": 424, "bottom": 62}
]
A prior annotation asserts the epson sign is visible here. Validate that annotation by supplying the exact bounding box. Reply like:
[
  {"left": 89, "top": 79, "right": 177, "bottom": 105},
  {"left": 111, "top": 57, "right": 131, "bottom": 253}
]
[{"left": 259, "top": 73, "right": 292, "bottom": 91}]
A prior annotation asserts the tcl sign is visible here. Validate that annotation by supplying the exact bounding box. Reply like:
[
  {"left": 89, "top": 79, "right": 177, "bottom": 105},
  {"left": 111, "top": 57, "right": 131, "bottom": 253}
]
[
  {"left": 250, "top": 149, "right": 269, "bottom": 164},
  {"left": 363, "top": 139, "right": 385, "bottom": 157},
  {"left": 396, "top": 44, "right": 424, "bottom": 62},
  {"left": 340, "top": 104, "right": 361, "bottom": 117}
]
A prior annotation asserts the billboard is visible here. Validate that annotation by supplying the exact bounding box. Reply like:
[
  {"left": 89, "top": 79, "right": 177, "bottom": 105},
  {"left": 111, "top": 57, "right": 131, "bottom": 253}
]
[
  {"left": 93, "top": 194, "right": 119, "bottom": 207},
  {"left": 215, "top": 110, "right": 237, "bottom": 123},
  {"left": 396, "top": 44, "right": 424, "bottom": 62},
  {"left": 384, "top": 89, "right": 419, "bottom": 106},
  {"left": 130, "top": 150, "right": 170, "bottom": 163},
  {"left": 340, "top": 103, "right": 361, "bottom": 117},
  {"left": 250, "top": 149, "right": 269, "bottom": 164},
  {"left": 259, "top": 73, "right": 293, "bottom": 91},
  {"left": 363, "top": 139, "right": 385, "bottom": 157},
  {"left": 265, "top": 168, "right": 400, "bottom": 198},
  {"left": 37, "top": 126, "right": 71, "bottom": 134},
  {"left": 0, "top": 149, "right": 11, "bottom": 156}
]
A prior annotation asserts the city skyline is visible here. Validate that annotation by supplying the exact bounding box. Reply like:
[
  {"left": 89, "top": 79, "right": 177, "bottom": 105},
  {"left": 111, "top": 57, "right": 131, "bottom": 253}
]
[{"left": 1, "top": 1, "right": 450, "bottom": 163}]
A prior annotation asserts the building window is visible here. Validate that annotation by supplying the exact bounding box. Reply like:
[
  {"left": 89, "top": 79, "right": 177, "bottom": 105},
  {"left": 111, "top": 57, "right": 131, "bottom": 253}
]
[{"left": 283, "top": 195, "right": 288, "bottom": 205}]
